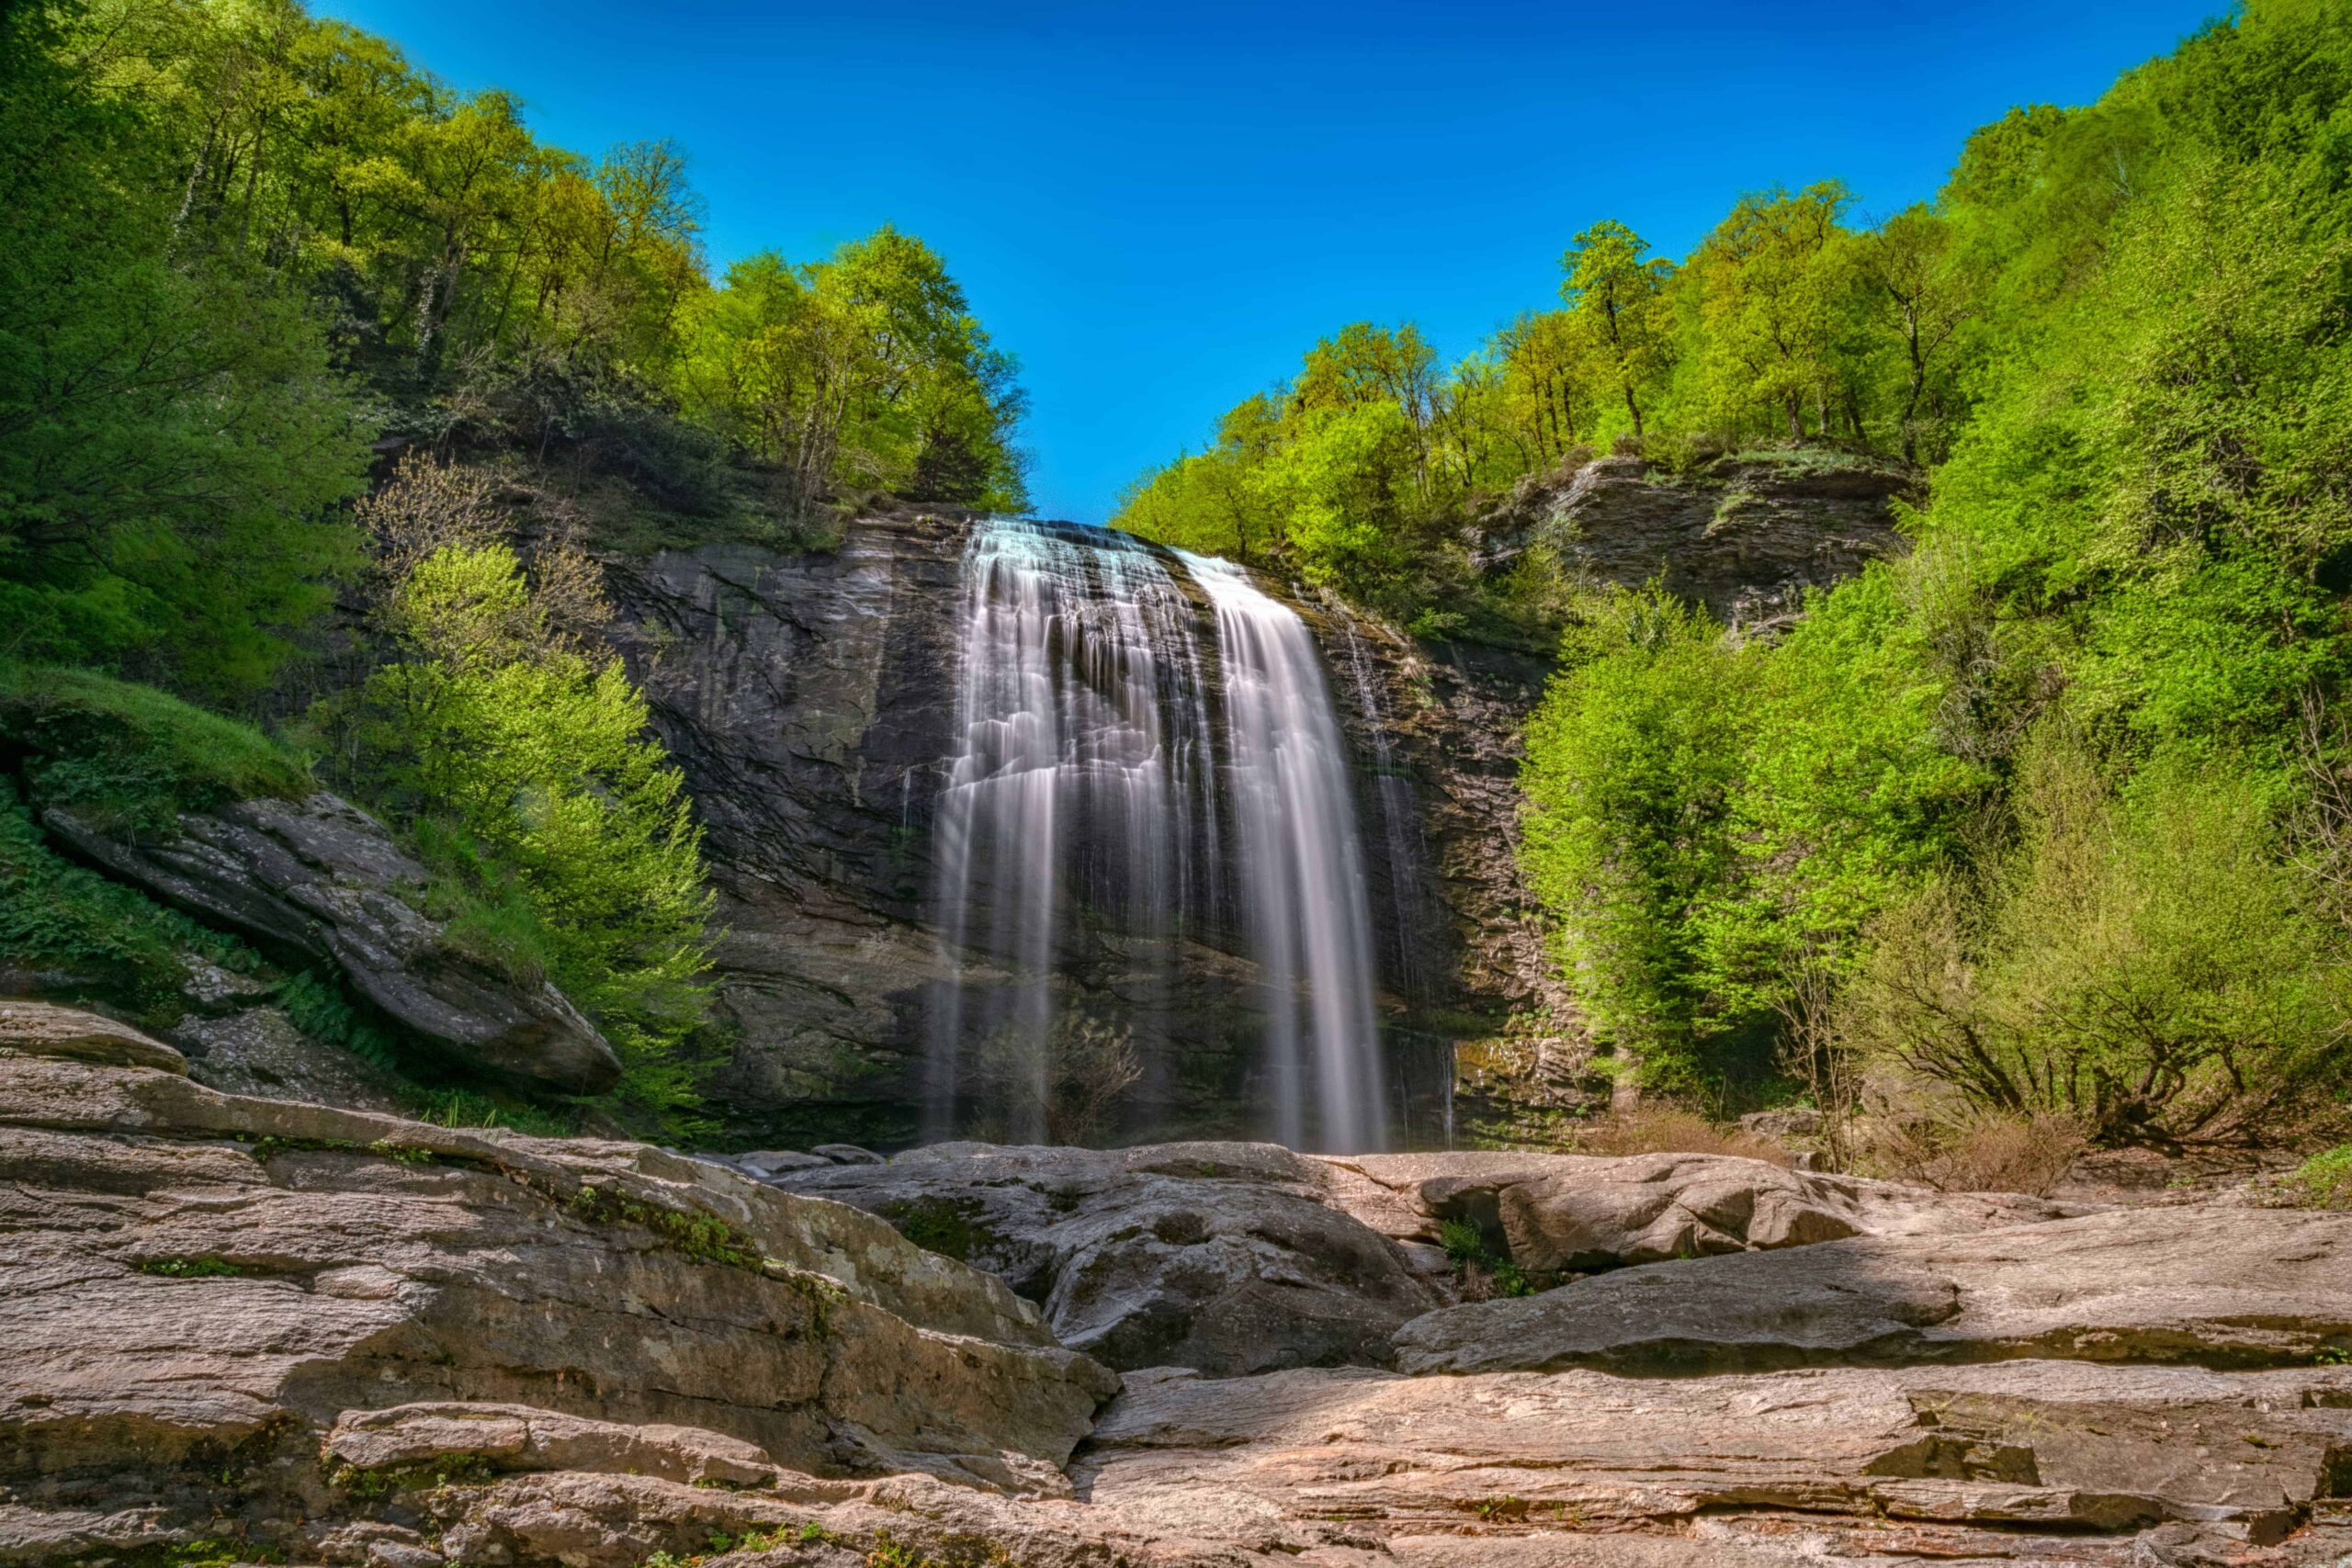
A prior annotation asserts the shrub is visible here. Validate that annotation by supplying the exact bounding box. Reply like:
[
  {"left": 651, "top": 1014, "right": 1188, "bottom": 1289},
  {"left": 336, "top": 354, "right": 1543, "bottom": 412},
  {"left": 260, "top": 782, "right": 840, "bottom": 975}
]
[
  {"left": 342, "top": 481, "right": 715, "bottom": 1134},
  {"left": 1519, "top": 586, "right": 1757, "bottom": 1094},
  {"left": 1868, "top": 1109, "right": 2088, "bottom": 1197},
  {"left": 1574, "top": 1105, "right": 1791, "bottom": 1166},
  {"left": 1838, "top": 739, "right": 2352, "bottom": 1145}
]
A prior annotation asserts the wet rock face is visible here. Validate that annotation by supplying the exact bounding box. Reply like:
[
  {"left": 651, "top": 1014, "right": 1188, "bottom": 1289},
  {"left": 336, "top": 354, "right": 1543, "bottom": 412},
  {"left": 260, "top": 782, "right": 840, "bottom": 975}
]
[
  {"left": 602, "top": 513, "right": 972, "bottom": 1147},
  {"left": 603, "top": 510, "right": 1464, "bottom": 1149}
]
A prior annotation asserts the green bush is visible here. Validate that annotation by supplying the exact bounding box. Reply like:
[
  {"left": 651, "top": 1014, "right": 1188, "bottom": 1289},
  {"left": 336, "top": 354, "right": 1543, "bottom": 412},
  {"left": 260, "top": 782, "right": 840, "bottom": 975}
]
[
  {"left": 2292, "top": 1145, "right": 2352, "bottom": 1209},
  {"left": 1519, "top": 585, "right": 1757, "bottom": 1093},
  {"left": 0, "top": 781, "right": 259, "bottom": 1014},
  {"left": 1839, "top": 740, "right": 2350, "bottom": 1144}
]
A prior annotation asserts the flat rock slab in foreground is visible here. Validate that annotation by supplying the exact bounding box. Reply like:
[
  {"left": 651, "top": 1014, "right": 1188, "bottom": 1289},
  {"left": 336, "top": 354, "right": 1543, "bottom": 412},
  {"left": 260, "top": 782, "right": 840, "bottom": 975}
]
[
  {"left": 1392, "top": 1205, "right": 2352, "bottom": 1374},
  {"left": 1081, "top": 1359, "right": 2352, "bottom": 1564}
]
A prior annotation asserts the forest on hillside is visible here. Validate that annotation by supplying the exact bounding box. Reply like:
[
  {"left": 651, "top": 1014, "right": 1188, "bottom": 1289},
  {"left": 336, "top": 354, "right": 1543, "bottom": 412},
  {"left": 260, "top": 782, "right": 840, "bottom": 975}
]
[
  {"left": 1117, "top": 0, "right": 2352, "bottom": 1176},
  {"left": 0, "top": 0, "right": 1027, "bottom": 1133}
]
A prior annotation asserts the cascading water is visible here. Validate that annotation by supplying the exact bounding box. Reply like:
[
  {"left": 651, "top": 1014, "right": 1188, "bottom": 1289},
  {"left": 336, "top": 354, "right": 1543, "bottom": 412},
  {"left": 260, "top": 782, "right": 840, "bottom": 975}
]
[
  {"left": 1180, "top": 553, "right": 1385, "bottom": 1155},
  {"left": 927, "top": 517, "right": 1386, "bottom": 1153},
  {"left": 927, "top": 519, "right": 1218, "bottom": 1144}
]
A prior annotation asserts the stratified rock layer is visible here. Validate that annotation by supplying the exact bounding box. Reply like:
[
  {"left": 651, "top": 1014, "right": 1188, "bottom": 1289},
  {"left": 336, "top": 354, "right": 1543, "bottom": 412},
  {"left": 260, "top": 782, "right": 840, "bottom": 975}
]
[
  {"left": 0, "top": 1023, "right": 1114, "bottom": 1525},
  {"left": 14, "top": 1009, "right": 2352, "bottom": 1567}
]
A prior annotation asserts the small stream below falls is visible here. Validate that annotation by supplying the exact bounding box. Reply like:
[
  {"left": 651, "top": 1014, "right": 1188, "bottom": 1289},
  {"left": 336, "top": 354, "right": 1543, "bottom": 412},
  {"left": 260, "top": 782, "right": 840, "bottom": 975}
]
[{"left": 926, "top": 517, "right": 1389, "bottom": 1152}]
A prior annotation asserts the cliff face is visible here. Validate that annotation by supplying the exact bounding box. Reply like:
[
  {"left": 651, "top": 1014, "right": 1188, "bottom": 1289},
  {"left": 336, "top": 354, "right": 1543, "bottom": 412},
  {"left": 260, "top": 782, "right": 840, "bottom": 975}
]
[
  {"left": 1333, "top": 448, "right": 1918, "bottom": 1143},
  {"left": 599, "top": 452, "right": 1912, "bottom": 1151},
  {"left": 1481, "top": 448, "right": 1915, "bottom": 630},
  {"left": 601, "top": 511, "right": 972, "bottom": 1148}
]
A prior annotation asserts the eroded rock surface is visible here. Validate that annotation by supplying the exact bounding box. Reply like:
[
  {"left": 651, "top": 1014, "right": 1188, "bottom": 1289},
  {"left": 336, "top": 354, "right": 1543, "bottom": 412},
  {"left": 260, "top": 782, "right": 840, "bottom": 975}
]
[
  {"left": 765, "top": 1141, "right": 1442, "bottom": 1374},
  {"left": 1393, "top": 1204, "right": 2352, "bottom": 1375},
  {"left": 1080, "top": 1359, "right": 2352, "bottom": 1564},
  {"left": 38, "top": 792, "right": 619, "bottom": 1092},
  {"left": 14, "top": 1013, "right": 2352, "bottom": 1568},
  {"left": 0, "top": 1020, "right": 1114, "bottom": 1542},
  {"left": 1322, "top": 1148, "right": 2075, "bottom": 1269}
]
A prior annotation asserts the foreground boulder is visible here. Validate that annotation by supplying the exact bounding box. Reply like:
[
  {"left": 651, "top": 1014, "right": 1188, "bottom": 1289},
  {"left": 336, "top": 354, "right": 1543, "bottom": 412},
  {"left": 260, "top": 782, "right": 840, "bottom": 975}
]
[
  {"left": 1320, "top": 1148, "right": 2075, "bottom": 1270},
  {"left": 763, "top": 1141, "right": 1443, "bottom": 1373},
  {"left": 1392, "top": 1204, "right": 2352, "bottom": 1375},
  {"left": 40, "top": 791, "right": 620, "bottom": 1092},
  {"left": 0, "top": 1018, "right": 1115, "bottom": 1557}
]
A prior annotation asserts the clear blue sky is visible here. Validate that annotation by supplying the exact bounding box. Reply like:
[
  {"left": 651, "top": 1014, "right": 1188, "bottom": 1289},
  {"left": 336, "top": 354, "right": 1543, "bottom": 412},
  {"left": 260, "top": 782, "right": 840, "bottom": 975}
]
[{"left": 316, "top": 0, "right": 2222, "bottom": 522}]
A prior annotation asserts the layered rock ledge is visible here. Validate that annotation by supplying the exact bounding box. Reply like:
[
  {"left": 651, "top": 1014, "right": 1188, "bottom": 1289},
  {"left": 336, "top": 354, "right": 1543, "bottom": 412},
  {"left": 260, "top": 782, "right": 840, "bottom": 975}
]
[{"left": 9, "top": 1007, "right": 2352, "bottom": 1567}]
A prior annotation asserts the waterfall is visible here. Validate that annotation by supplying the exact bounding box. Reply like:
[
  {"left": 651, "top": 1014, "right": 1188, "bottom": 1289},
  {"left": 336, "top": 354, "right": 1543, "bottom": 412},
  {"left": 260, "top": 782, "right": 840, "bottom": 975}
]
[
  {"left": 1180, "top": 553, "right": 1385, "bottom": 1154},
  {"left": 927, "top": 519, "right": 1217, "bottom": 1144},
  {"left": 928, "top": 517, "right": 1385, "bottom": 1152}
]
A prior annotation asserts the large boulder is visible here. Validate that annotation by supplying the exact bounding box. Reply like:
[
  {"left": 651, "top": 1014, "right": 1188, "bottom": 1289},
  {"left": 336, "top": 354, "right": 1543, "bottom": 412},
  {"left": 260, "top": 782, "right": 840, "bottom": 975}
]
[
  {"left": 0, "top": 1023, "right": 1115, "bottom": 1520},
  {"left": 1320, "top": 1149, "right": 2075, "bottom": 1271},
  {"left": 1392, "top": 1204, "right": 2352, "bottom": 1375},
  {"left": 765, "top": 1141, "right": 1443, "bottom": 1374},
  {"left": 39, "top": 792, "right": 620, "bottom": 1092}
]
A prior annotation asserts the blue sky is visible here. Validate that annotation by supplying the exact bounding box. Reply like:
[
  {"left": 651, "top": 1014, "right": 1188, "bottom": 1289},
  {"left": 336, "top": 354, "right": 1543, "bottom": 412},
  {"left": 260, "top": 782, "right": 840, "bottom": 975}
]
[{"left": 316, "top": 0, "right": 2222, "bottom": 522}]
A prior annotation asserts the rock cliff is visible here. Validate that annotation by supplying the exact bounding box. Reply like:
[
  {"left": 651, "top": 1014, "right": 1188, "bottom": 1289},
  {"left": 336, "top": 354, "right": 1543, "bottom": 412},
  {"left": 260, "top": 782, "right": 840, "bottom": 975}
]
[{"left": 589, "top": 450, "right": 1912, "bottom": 1150}]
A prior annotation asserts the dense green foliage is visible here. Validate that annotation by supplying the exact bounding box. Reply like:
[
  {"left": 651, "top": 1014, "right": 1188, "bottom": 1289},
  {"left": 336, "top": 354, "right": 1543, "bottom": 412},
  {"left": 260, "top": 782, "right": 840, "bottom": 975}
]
[
  {"left": 0, "top": 0, "right": 1027, "bottom": 698},
  {"left": 1, "top": 0, "right": 1026, "bottom": 1132},
  {"left": 1514, "top": 0, "right": 2352, "bottom": 1144},
  {"left": 1114, "top": 162, "right": 1987, "bottom": 632}
]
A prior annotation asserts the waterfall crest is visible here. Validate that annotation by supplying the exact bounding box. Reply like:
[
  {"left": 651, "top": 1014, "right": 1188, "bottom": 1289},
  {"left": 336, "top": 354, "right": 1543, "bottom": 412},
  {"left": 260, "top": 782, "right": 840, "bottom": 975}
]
[{"left": 928, "top": 517, "right": 1385, "bottom": 1152}]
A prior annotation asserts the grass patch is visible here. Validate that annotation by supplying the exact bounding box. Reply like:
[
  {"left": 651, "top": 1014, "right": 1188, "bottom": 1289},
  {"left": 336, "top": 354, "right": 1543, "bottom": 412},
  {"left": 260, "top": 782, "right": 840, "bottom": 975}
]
[
  {"left": 0, "top": 663, "right": 311, "bottom": 833},
  {"left": 879, "top": 1195, "right": 993, "bottom": 1263},
  {"left": 568, "top": 1183, "right": 760, "bottom": 1269},
  {"left": 1438, "top": 1217, "right": 1555, "bottom": 1299},
  {"left": 2292, "top": 1145, "right": 2352, "bottom": 1209},
  {"left": 405, "top": 1084, "right": 578, "bottom": 1137}
]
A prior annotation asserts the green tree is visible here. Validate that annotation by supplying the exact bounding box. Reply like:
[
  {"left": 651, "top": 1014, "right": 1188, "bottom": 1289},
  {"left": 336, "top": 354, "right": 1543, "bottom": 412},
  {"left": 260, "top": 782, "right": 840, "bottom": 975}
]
[{"left": 1560, "top": 220, "right": 1673, "bottom": 438}]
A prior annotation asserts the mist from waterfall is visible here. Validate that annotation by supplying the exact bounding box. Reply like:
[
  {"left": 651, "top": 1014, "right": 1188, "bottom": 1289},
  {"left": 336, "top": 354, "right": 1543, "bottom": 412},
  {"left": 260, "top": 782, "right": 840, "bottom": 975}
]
[{"left": 928, "top": 517, "right": 1385, "bottom": 1153}]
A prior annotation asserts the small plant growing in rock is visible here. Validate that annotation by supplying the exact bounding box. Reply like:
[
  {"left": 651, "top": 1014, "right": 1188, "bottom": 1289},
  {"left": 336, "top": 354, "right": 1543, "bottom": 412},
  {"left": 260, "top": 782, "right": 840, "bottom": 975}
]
[
  {"left": 137, "top": 1257, "right": 245, "bottom": 1279},
  {"left": 2292, "top": 1145, "right": 2352, "bottom": 1209}
]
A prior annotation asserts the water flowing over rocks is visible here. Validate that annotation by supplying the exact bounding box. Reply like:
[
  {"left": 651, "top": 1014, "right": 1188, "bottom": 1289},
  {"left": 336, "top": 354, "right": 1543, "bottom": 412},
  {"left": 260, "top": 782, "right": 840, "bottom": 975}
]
[
  {"left": 604, "top": 509, "right": 1441, "bottom": 1150},
  {"left": 9, "top": 1012, "right": 2352, "bottom": 1566}
]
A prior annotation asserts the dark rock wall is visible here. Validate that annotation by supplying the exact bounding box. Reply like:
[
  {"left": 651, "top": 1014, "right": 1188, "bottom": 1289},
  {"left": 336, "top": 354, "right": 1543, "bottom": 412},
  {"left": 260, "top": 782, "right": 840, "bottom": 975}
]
[{"left": 603, "top": 511, "right": 973, "bottom": 1148}]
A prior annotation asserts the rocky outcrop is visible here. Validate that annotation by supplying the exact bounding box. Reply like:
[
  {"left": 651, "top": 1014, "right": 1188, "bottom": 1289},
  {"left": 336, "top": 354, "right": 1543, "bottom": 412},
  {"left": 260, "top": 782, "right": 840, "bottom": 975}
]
[
  {"left": 10, "top": 1048, "right": 2352, "bottom": 1568},
  {"left": 37, "top": 791, "right": 619, "bottom": 1092},
  {"left": 0, "top": 1016, "right": 1115, "bottom": 1545},
  {"left": 762, "top": 1141, "right": 1442, "bottom": 1374},
  {"left": 1478, "top": 448, "right": 1914, "bottom": 631},
  {"left": 1320, "top": 1148, "right": 2075, "bottom": 1269},
  {"left": 1392, "top": 1204, "right": 2352, "bottom": 1375}
]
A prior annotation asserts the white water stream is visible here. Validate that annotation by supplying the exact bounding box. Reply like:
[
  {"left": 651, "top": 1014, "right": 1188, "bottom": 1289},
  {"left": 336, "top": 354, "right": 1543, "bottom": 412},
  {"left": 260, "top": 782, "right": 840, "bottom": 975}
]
[{"left": 928, "top": 518, "right": 1385, "bottom": 1152}]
